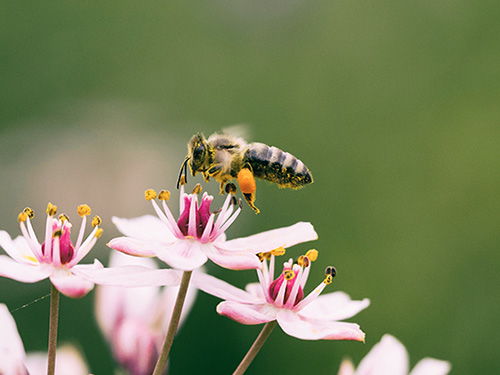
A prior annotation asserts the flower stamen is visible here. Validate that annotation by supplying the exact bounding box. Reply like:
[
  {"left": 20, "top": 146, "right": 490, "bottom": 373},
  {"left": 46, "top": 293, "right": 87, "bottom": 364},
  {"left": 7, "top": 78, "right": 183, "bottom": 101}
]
[
  {"left": 91, "top": 216, "right": 102, "bottom": 227},
  {"left": 46, "top": 202, "right": 58, "bottom": 216},
  {"left": 77, "top": 204, "right": 91, "bottom": 217},
  {"left": 144, "top": 189, "right": 157, "bottom": 201}
]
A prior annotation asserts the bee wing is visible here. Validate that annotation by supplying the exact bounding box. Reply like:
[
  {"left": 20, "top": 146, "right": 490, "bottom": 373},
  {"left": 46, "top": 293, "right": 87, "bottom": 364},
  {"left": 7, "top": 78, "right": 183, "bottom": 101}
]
[{"left": 221, "top": 124, "right": 251, "bottom": 140}]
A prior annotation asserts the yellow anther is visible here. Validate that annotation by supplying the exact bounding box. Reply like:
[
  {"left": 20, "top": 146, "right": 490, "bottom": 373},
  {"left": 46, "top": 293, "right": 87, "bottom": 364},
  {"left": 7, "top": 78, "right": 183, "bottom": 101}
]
[
  {"left": 179, "top": 175, "right": 187, "bottom": 186},
  {"left": 77, "top": 204, "right": 91, "bottom": 217},
  {"left": 17, "top": 212, "right": 28, "bottom": 223},
  {"left": 323, "top": 274, "right": 333, "bottom": 285},
  {"left": 192, "top": 184, "right": 203, "bottom": 194},
  {"left": 144, "top": 189, "right": 157, "bottom": 201},
  {"left": 46, "top": 202, "right": 58, "bottom": 216},
  {"left": 284, "top": 269, "right": 296, "bottom": 281},
  {"left": 257, "top": 252, "right": 271, "bottom": 262},
  {"left": 158, "top": 190, "right": 171, "bottom": 201},
  {"left": 297, "top": 255, "right": 309, "bottom": 267},
  {"left": 91, "top": 215, "right": 102, "bottom": 227},
  {"left": 58, "top": 214, "right": 69, "bottom": 222},
  {"left": 53, "top": 229, "right": 62, "bottom": 238},
  {"left": 305, "top": 249, "right": 318, "bottom": 262},
  {"left": 94, "top": 228, "right": 104, "bottom": 239},
  {"left": 23, "top": 207, "right": 34, "bottom": 219},
  {"left": 270, "top": 247, "right": 286, "bottom": 256}
]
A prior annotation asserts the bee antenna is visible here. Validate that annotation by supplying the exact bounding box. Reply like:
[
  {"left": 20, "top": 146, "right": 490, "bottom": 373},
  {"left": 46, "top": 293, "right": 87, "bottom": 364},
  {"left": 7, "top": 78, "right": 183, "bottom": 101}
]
[{"left": 176, "top": 157, "right": 190, "bottom": 189}]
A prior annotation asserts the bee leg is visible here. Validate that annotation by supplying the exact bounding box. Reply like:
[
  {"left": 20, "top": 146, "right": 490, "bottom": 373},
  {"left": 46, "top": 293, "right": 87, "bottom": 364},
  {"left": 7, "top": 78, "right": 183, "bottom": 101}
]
[
  {"left": 237, "top": 168, "right": 260, "bottom": 214},
  {"left": 202, "top": 172, "right": 210, "bottom": 182},
  {"left": 219, "top": 181, "right": 226, "bottom": 195}
]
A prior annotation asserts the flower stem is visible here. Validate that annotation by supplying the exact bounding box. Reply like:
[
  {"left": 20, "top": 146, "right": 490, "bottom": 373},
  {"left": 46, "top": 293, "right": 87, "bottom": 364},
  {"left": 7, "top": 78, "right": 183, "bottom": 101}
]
[
  {"left": 233, "top": 321, "right": 277, "bottom": 375},
  {"left": 152, "top": 270, "right": 193, "bottom": 375},
  {"left": 47, "top": 284, "right": 60, "bottom": 375}
]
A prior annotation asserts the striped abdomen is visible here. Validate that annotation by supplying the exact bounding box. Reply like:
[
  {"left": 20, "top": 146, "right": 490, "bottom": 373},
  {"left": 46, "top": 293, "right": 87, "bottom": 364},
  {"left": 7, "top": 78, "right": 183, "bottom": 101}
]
[{"left": 244, "top": 142, "right": 313, "bottom": 189}]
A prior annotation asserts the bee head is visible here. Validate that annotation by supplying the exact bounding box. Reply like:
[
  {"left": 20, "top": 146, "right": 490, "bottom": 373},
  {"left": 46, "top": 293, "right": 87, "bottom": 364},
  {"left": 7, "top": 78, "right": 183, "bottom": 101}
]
[{"left": 188, "top": 133, "right": 212, "bottom": 174}]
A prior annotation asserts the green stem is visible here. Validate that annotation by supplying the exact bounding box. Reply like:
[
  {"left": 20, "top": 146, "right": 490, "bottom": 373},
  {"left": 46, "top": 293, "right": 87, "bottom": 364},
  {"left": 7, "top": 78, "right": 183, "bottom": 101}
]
[
  {"left": 152, "top": 270, "right": 193, "bottom": 375},
  {"left": 47, "top": 284, "right": 60, "bottom": 375},
  {"left": 233, "top": 321, "right": 277, "bottom": 375}
]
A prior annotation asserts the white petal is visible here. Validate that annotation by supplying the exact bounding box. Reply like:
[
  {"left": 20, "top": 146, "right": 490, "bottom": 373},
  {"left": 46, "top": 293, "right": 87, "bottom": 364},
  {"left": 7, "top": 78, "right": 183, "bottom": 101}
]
[
  {"left": 73, "top": 262, "right": 181, "bottom": 287},
  {"left": 0, "top": 304, "right": 28, "bottom": 375},
  {"left": 112, "top": 215, "right": 176, "bottom": 242},
  {"left": 0, "top": 231, "right": 36, "bottom": 264},
  {"left": 154, "top": 240, "right": 208, "bottom": 271},
  {"left": 25, "top": 345, "right": 88, "bottom": 375},
  {"left": 220, "top": 222, "right": 318, "bottom": 253},
  {"left": 50, "top": 270, "right": 95, "bottom": 298},
  {"left": 276, "top": 309, "right": 366, "bottom": 341},
  {"left": 192, "top": 272, "right": 261, "bottom": 304},
  {"left": 0, "top": 255, "right": 51, "bottom": 283},
  {"left": 355, "top": 334, "right": 409, "bottom": 375},
  {"left": 410, "top": 358, "right": 451, "bottom": 375},
  {"left": 298, "top": 291, "right": 370, "bottom": 321}
]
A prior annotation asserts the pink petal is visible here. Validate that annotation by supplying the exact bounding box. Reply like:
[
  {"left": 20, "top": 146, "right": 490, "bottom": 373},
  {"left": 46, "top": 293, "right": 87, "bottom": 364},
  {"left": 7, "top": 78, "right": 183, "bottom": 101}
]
[
  {"left": 73, "top": 262, "right": 181, "bottom": 287},
  {"left": 298, "top": 291, "right": 370, "bottom": 321},
  {"left": 107, "top": 236, "right": 159, "bottom": 257},
  {"left": 154, "top": 240, "right": 208, "bottom": 271},
  {"left": 355, "top": 334, "right": 409, "bottom": 375},
  {"left": 50, "top": 270, "right": 95, "bottom": 298},
  {"left": 112, "top": 215, "right": 176, "bottom": 242},
  {"left": 0, "top": 255, "right": 51, "bottom": 283},
  {"left": 276, "top": 310, "right": 366, "bottom": 341},
  {"left": 25, "top": 345, "right": 88, "bottom": 375},
  {"left": 0, "top": 231, "right": 36, "bottom": 264},
  {"left": 217, "top": 301, "right": 276, "bottom": 325},
  {"left": 192, "top": 272, "right": 261, "bottom": 303},
  {"left": 245, "top": 282, "right": 266, "bottom": 300},
  {"left": 220, "top": 222, "right": 318, "bottom": 254},
  {"left": 0, "top": 304, "right": 27, "bottom": 375},
  {"left": 337, "top": 359, "right": 355, "bottom": 375},
  {"left": 410, "top": 358, "right": 451, "bottom": 375},
  {"left": 207, "top": 244, "right": 261, "bottom": 270}
]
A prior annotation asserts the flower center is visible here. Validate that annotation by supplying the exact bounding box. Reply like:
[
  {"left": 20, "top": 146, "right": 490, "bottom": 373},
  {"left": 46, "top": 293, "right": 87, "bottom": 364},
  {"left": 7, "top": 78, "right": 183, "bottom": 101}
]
[
  {"left": 268, "top": 267, "right": 304, "bottom": 306},
  {"left": 41, "top": 221, "right": 75, "bottom": 264},
  {"left": 177, "top": 193, "right": 212, "bottom": 238}
]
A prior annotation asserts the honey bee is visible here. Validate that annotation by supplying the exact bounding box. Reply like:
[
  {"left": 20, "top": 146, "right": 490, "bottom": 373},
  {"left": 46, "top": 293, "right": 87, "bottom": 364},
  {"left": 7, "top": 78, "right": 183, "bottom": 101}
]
[{"left": 178, "top": 131, "right": 313, "bottom": 213}]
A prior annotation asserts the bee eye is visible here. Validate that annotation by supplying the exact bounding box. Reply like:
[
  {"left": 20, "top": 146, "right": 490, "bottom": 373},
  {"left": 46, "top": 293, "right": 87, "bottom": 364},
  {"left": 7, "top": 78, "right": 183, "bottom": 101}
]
[{"left": 193, "top": 144, "right": 205, "bottom": 158}]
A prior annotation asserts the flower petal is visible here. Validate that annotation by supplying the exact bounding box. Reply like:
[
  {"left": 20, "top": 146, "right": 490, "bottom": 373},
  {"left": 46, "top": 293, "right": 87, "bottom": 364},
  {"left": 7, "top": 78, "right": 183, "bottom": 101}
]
[
  {"left": 337, "top": 359, "right": 356, "bottom": 375},
  {"left": 410, "top": 358, "right": 451, "bottom": 375},
  {"left": 217, "top": 301, "right": 276, "bottom": 325},
  {"left": 207, "top": 244, "right": 261, "bottom": 270},
  {"left": 73, "top": 262, "right": 181, "bottom": 287},
  {"left": 355, "top": 334, "right": 409, "bottom": 375},
  {"left": 220, "top": 222, "right": 318, "bottom": 253},
  {"left": 107, "top": 237, "right": 159, "bottom": 257},
  {"left": 50, "top": 270, "right": 95, "bottom": 298},
  {"left": 245, "top": 282, "right": 266, "bottom": 300},
  {"left": 0, "top": 255, "right": 51, "bottom": 283},
  {"left": 276, "top": 309, "right": 366, "bottom": 341},
  {"left": 0, "top": 231, "right": 36, "bottom": 264},
  {"left": 0, "top": 304, "right": 27, "bottom": 375},
  {"left": 112, "top": 215, "right": 176, "bottom": 242},
  {"left": 192, "top": 272, "right": 261, "bottom": 304},
  {"left": 154, "top": 240, "right": 208, "bottom": 271},
  {"left": 298, "top": 291, "right": 370, "bottom": 321},
  {"left": 25, "top": 345, "right": 89, "bottom": 375}
]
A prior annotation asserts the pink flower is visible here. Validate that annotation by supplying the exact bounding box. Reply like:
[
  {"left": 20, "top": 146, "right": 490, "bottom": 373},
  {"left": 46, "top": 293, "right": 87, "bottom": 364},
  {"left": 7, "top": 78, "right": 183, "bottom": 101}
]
[
  {"left": 194, "top": 249, "right": 369, "bottom": 341},
  {"left": 108, "top": 186, "right": 318, "bottom": 271},
  {"left": 338, "top": 334, "right": 451, "bottom": 375},
  {"left": 0, "top": 304, "right": 88, "bottom": 375},
  {"left": 0, "top": 203, "right": 180, "bottom": 298},
  {"left": 95, "top": 252, "right": 197, "bottom": 375}
]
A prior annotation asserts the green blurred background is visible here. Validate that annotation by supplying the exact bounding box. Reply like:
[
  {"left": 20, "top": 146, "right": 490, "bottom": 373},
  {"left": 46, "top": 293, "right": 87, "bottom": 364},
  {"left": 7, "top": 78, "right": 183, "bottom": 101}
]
[{"left": 1, "top": 0, "right": 499, "bottom": 374}]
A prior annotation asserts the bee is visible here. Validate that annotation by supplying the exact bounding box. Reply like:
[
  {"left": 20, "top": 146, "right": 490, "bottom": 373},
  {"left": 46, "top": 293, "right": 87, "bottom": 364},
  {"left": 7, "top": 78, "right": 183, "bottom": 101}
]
[{"left": 178, "top": 131, "right": 313, "bottom": 213}]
